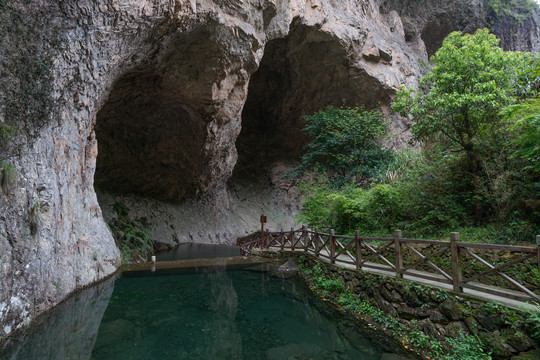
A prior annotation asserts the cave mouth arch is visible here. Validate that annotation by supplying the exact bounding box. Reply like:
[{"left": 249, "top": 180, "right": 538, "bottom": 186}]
[
  {"left": 91, "top": 20, "right": 390, "bottom": 245},
  {"left": 93, "top": 21, "right": 256, "bottom": 204},
  {"left": 233, "top": 22, "right": 390, "bottom": 182}
]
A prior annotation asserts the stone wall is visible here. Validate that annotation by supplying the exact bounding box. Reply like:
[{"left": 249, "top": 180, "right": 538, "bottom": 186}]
[{"left": 286, "top": 252, "right": 540, "bottom": 360}]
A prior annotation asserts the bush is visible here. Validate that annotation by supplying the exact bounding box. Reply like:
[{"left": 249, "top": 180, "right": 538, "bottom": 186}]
[{"left": 288, "top": 106, "right": 394, "bottom": 184}]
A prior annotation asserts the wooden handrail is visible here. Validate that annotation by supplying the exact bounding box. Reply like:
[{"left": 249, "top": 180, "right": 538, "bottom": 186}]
[{"left": 241, "top": 221, "right": 540, "bottom": 302}]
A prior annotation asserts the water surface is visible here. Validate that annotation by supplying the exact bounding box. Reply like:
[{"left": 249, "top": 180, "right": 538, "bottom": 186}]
[
  {"left": 155, "top": 242, "right": 240, "bottom": 261},
  {"left": 91, "top": 266, "right": 387, "bottom": 359},
  {"left": 1, "top": 263, "right": 405, "bottom": 360}
]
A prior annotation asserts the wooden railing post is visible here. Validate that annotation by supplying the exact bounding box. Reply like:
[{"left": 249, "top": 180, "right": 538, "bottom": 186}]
[
  {"left": 355, "top": 230, "right": 361, "bottom": 270},
  {"left": 536, "top": 235, "right": 540, "bottom": 279},
  {"left": 450, "top": 232, "right": 463, "bottom": 293},
  {"left": 290, "top": 227, "right": 294, "bottom": 250},
  {"left": 314, "top": 227, "right": 320, "bottom": 257},
  {"left": 394, "top": 230, "right": 403, "bottom": 278},
  {"left": 302, "top": 225, "right": 308, "bottom": 252},
  {"left": 330, "top": 229, "right": 336, "bottom": 264},
  {"left": 280, "top": 229, "right": 285, "bottom": 251}
]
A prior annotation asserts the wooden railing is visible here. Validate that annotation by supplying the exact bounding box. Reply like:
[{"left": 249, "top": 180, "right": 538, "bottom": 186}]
[{"left": 241, "top": 226, "right": 540, "bottom": 302}]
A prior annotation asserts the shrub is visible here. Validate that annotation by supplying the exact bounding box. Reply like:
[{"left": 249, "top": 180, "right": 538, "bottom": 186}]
[
  {"left": 108, "top": 202, "right": 155, "bottom": 263},
  {"left": 443, "top": 331, "right": 491, "bottom": 360},
  {"left": 288, "top": 106, "right": 394, "bottom": 184}
]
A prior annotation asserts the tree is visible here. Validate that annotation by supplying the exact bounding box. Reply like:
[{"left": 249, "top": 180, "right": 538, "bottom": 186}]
[
  {"left": 289, "top": 106, "right": 393, "bottom": 184},
  {"left": 393, "top": 29, "right": 528, "bottom": 222},
  {"left": 506, "top": 98, "right": 540, "bottom": 172}
]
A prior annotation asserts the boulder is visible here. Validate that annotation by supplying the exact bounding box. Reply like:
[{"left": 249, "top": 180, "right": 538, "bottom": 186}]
[{"left": 439, "top": 299, "right": 463, "bottom": 321}]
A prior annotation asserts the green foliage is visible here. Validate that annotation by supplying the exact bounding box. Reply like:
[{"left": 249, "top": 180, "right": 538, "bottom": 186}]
[
  {"left": 393, "top": 29, "right": 533, "bottom": 223},
  {"left": 435, "top": 289, "right": 449, "bottom": 302},
  {"left": 393, "top": 29, "right": 527, "bottom": 160},
  {"left": 522, "top": 303, "right": 540, "bottom": 338},
  {"left": 486, "top": 0, "right": 537, "bottom": 26},
  {"left": 406, "top": 325, "right": 432, "bottom": 351},
  {"left": 289, "top": 106, "right": 394, "bottom": 184},
  {"left": 298, "top": 173, "right": 407, "bottom": 235},
  {"left": 296, "top": 32, "right": 540, "bottom": 243},
  {"left": 0, "top": 159, "right": 17, "bottom": 192},
  {"left": 108, "top": 202, "right": 155, "bottom": 263},
  {"left": 312, "top": 274, "right": 345, "bottom": 296},
  {"left": 297, "top": 153, "right": 471, "bottom": 237},
  {"left": 481, "top": 301, "right": 506, "bottom": 314},
  {"left": 443, "top": 331, "right": 491, "bottom": 360},
  {"left": 391, "top": 29, "right": 540, "bottom": 231},
  {"left": 0, "top": 124, "right": 15, "bottom": 139},
  {"left": 404, "top": 281, "right": 431, "bottom": 300},
  {"left": 505, "top": 97, "right": 540, "bottom": 172}
]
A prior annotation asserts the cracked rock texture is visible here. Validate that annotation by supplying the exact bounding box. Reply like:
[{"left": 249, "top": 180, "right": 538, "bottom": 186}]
[{"left": 0, "top": 0, "right": 538, "bottom": 337}]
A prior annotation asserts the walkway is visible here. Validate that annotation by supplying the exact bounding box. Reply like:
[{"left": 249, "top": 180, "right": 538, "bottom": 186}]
[{"left": 249, "top": 242, "right": 540, "bottom": 312}]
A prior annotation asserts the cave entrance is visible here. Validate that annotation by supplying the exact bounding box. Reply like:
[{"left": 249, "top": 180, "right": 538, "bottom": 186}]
[
  {"left": 234, "top": 23, "right": 389, "bottom": 181},
  {"left": 93, "top": 68, "right": 206, "bottom": 202},
  {"left": 91, "top": 20, "right": 390, "bottom": 245},
  {"left": 93, "top": 22, "right": 254, "bottom": 204}
]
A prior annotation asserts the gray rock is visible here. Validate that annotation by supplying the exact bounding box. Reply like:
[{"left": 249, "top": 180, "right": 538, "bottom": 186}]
[
  {"left": 417, "top": 319, "right": 440, "bottom": 339},
  {"left": 464, "top": 316, "right": 480, "bottom": 334},
  {"left": 380, "top": 285, "right": 403, "bottom": 303},
  {"left": 439, "top": 299, "right": 463, "bottom": 321},
  {"left": 429, "top": 310, "right": 449, "bottom": 325},
  {"left": 270, "top": 259, "right": 299, "bottom": 279},
  {"left": 476, "top": 312, "right": 504, "bottom": 332},
  {"left": 444, "top": 321, "right": 467, "bottom": 338},
  {"left": 397, "top": 306, "right": 417, "bottom": 320},
  {"left": 503, "top": 328, "right": 533, "bottom": 353},
  {"left": 511, "top": 349, "right": 540, "bottom": 360}
]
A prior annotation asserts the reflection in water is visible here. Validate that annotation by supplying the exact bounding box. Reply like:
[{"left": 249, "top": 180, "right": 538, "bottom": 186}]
[
  {"left": 1, "top": 265, "right": 404, "bottom": 360},
  {"left": 0, "top": 275, "right": 115, "bottom": 360},
  {"left": 203, "top": 270, "right": 242, "bottom": 359},
  {"left": 155, "top": 242, "right": 240, "bottom": 261},
  {"left": 89, "top": 266, "right": 392, "bottom": 360}
]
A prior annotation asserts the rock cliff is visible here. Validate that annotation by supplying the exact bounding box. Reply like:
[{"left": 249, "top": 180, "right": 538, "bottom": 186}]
[{"left": 0, "top": 0, "right": 538, "bottom": 336}]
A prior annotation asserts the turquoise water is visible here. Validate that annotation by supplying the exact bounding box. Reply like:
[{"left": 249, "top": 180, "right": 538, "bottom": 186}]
[
  {"left": 0, "top": 264, "right": 403, "bottom": 360},
  {"left": 91, "top": 266, "right": 387, "bottom": 360}
]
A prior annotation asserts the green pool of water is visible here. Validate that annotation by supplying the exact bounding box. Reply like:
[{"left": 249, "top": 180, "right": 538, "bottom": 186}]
[
  {"left": 91, "top": 266, "right": 388, "bottom": 360},
  {"left": 0, "top": 264, "right": 405, "bottom": 360}
]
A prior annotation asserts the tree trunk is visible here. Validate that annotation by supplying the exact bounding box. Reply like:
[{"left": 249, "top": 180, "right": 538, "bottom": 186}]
[{"left": 468, "top": 150, "right": 483, "bottom": 224}]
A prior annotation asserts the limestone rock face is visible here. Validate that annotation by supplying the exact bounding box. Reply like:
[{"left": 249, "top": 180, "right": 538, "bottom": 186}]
[
  {"left": 383, "top": 0, "right": 540, "bottom": 56},
  {"left": 0, "top": 0, "right": 538, "bottom": 336}
]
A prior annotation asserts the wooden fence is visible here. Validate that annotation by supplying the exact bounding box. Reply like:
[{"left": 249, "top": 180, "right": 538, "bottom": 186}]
[{"left": 241, "top": 226, "right": 540, "bottom": 302}]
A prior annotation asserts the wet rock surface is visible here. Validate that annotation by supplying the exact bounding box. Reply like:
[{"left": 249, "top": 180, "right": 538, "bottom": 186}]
[{"left": 269, "top": 259, "right": 299, "bottom": 279}]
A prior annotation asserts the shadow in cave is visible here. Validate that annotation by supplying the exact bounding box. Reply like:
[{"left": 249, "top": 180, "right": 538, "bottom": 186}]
[
  {"left": 94, "top": 68, "right": 206, "bottom": 202},
  {"left": 233, "top": 22, "right": 389, "bottom": 183},
  {"left": 92, "top": 22, "right": 248, "bottom": 204}
]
